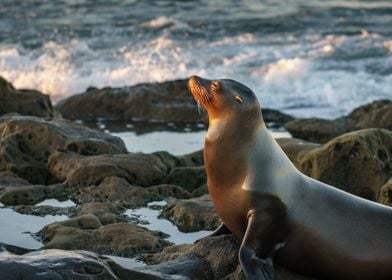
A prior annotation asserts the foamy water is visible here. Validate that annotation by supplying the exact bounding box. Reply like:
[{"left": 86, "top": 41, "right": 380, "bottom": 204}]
[{"left": 0, "top": 1, "right": 391, "bottom": 118}]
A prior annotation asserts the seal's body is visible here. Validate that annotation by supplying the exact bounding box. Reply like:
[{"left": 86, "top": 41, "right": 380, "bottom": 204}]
[{"left": 188, "top": 76, "right": 392, "bottom": 280}]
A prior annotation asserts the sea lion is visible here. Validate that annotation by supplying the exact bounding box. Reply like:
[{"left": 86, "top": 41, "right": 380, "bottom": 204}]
[{"left": 188, "top": 75, "right": 392, "bottom": 280}]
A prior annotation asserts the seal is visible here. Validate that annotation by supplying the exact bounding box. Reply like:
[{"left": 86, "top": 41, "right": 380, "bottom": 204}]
[{"left": 188, "top": 75, "right": 392, "bottom": 280}]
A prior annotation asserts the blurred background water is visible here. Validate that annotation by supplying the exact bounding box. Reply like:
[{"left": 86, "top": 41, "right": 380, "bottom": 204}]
[{"left": 0, "top": 0, "right": 391, "bottom": 118}]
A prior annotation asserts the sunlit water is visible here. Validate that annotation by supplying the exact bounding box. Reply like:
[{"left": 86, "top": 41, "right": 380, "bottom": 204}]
[
  {"left": 126, "top": 201, "right": 212, "bottom": 245},
  {"left": 113, "top": 129, "right": 291, "bottom": 155},
  {"left": 0, "top": 207, "right": 68, "bottom": 249},
  {"left": 0, "top": 0, "right": 391, "bottom": 118}
]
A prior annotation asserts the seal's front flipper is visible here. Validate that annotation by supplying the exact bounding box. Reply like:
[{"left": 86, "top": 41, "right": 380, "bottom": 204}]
[
  {"left": 239, "top": 203, "right": 287, "bottom": 280},
  {"left": 194, "top": 223, "right": 231, "bottom": 243}
]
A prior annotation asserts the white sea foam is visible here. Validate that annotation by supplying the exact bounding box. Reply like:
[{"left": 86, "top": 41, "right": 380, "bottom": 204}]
[{"left": 0, "top": 29, "right": 391, "bottom": 118}]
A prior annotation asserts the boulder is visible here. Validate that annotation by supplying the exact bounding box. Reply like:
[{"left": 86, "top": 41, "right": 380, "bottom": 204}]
[
  {"left": 378, "top": 178, "right": 392, "bottom": 206},
  {"left": 297, "top": 129, "right": 392, "bottom": 201},
  {"left": 56, "top": 80, "right": 202, "bottom": 123},
  {"left": 0, "top": 183, "right": 68, "bottom": 206},
  {"left": 56, "top": 79, "right": 294, "bottom": 126},
  {"left": 142, "top": 235, "right": 313, "bottom": 280},
  {"left": 0, "top": 116, "right": 127, "bottom": 184},
  {"left": 48, "top": 151, "right": 171, "bottom": 188},
  {"left": 0, "top": 247, "right": 177, "bottom": 280},
  {"left": 0, "top": 76, "right": 57, "bottom": 118},
  {"left": 163, "top": 166, "right": 206, "bottom": 192},
  {"left": 40, "top": 218, "right": 171, "bottom": 257},
  {"left": 71, "top": 177, "right": 191, "bottom": 207},
  {"left": 161, "top": 195, "right": 220, "bottom": 232},
  {"left": 74, "top": 202, "right": 127, "bottom": 225},
  {"left": 285, "top": 100, "right": 392, "bottom": 143}
]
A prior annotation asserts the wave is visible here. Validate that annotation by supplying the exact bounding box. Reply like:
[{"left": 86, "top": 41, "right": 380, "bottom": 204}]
[{"left": 0, "top": 28, "right": 391, "bottom": 118}]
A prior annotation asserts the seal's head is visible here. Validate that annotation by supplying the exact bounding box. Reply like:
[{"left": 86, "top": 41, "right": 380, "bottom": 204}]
[{"left": 188, "top": 75, "right": 261, "bottom": 122}]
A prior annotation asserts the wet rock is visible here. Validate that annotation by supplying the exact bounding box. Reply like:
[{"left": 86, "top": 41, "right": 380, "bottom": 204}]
[
  {"left": 161, "top": 195, "right": 220, "bottom": 232},
  {"left": 13, "top": 205, "right": 71, "bottom": 217},
  {"left": 56, "top": 79, "right": 294, "bottom": 126},
  {"left": 0, "top": 183, "right": 68, "bottom": 206},
  {"left": 0, "top": 76, "right": 57, "bottom": 118},
  {"left": 0, "top": 116, "right": 127, "bottom": 184},
  {"left": 298, "top": 129, "right": 392, "bottom": 201},
  {"left": 0, "top": 171, "right": 31, "bottom": 188},
  {"left": 40, "top": 219, "right": 171, "bottom": 257},
  {"left": 163, "top": 166, "right": 206, "bottom": 192},
  {"left": 48, "top": 151, "right": 171, "bottom": 188},
  {"left": 74, "top": 202, "right": 127, "bottom": 225},
  {"left": 276, "top": 138, "right": 320, "bottom": 166},
  {"left": 56, "top": 79, "right": 203, "bottom": 123},
  {"left": 285, "top": 100, "right": 392, "bottom": 143},
  {"left": 192, "top": 184, "right": 209, "bottom": 197},
  {"left": 262, "top": 108, "right": 295, "bottom": 128},
  {"left": 71, "top": 177, "right": 191, "bottom": 207},
  {"left": 0, "top": 247, "right": 177, "bottom": 280},
  {"left": 378, "top": 178, "right": 392, "bottom": 206},
  {"left": 142, "top": 235, "right": 311, "bottom": 280},
  {"left": 0, "top": 249, "right": 119, "bottom": 280}
]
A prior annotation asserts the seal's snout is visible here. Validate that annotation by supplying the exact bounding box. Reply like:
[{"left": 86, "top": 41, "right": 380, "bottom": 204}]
[{"left": 188, "top": 75, "right": 202, "bottom": 92}]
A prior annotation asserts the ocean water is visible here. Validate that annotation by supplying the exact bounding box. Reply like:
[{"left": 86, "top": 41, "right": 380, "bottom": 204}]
[{"left": 0, "top": 0, "right": 391, "bottom": 118}]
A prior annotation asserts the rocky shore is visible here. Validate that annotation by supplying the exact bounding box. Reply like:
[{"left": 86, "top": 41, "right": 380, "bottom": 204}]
[{"left": 0, "top": 76, "right": 391, "bottom": 279}]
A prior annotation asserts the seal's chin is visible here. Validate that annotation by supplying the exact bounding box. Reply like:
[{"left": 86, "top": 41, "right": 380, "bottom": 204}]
[{"left": 188, "top": 75, "right": 213, "bottom": 109}]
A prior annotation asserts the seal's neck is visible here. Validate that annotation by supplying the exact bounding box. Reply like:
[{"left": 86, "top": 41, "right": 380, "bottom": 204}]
[{"left": 204, "top": 109, "right": 264, "bottom": 190}]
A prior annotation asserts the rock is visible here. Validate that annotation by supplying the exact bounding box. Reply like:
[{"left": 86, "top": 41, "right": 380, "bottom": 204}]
[
  {"left": 0, "top": 116, "right": 127, "bottom": 184},
  {"left": 161, "top": 195, "right": 220, "bottom": 232},
  {"left": 0, "top": 247, "right": 177, "bottom": 280},
  {"left": 48, "top": 151, "right": 170, "bottom": 188},
  {"left": 262, "top": 108, "right": 295, "bottom": 128},
  {"left": 0, "top": 183, "right": 68, "bottom": 206},
  {"left": 74, "top": 202, "right": 127, "bottom": 225},
  {"left": 40, "top": 219, "right": 171, "bottom": 257},
  {"left": 71, "top": 177, "right": 191, "bottom": 207},
  {"left": 378, "top": 178, "right": 392, "bottom": 206},
  {"left": 297, "top": 129, "right": 392, "bottom": 201},
  {"left": 56, "top": 79, "right": 203, "bottom": 123},
  {"left": 163, "top": 166, "right": 206, "bottom": 192},
  {"left": 56, "top": 79, "right": 294, "bottom": 126},
  {"left": 285, "top": 100, "right": 392, "bottom": 143},
  {"left": 142, "top": 235, "right": 312, "bottom": 280},
  {"left": 0, "top": 76, "right": 57, "bottom": 118},
  {"left": 0, "top": 171, "right": 31, "bottom": 188},
  {"left": 276, "top": 138, "right": 320, "bottom": 167}
]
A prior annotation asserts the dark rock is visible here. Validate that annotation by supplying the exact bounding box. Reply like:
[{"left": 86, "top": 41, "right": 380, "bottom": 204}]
[
  {"left": 276, "top": 138, "right": 320, "bottom": 167},
  {"left": 74, "top": 202, "right": 127, "bottom": 225},
  {"left": 0, "top": 183, "right": 68, "bottom": 206},
  {"left": 161, "top": 195, "right": 220, "bottom": 232},
  {"left": 378, "top": 178, "right": 392, "bottom": 206},
  {"left": 163, "top": 166, "right": 206, "bottom": 192},
  {"left": 297, "top": 129, "right": 392, "bottom": 201},
  {"left": 71, "top": 177, "right": 191, "bottom": 207},
  {"left": 0, "top": 247, "right": 177, "bottom": 280},
  {"left": 142, "top": 235, "right": 312, "bottom": 280},
  {"left": 0, "top": 116, "right": 127, "bottom": 184},
  {"left": 56, "top": 79, "right": 294, "bottom": 126},
  {"left": 39, "top": 218, "right": 171, "bottom": 257},
  {"left": 48, "top": 151, "right": 169, "bottom": 187},
  {"left": 56, "top": 79, "right": 203, "bottom": 123},
  {"left": 0, "top": 171, "right": 31, "bottom": 188},
  {"left": 262, "top": 108, "right": 295, "bottom": 128},
  {"left": 285, "top": 100, "right": 392, "bottom": 143},
  {"left": 0, "top": 76, "right": 57, "bottom": 118}
]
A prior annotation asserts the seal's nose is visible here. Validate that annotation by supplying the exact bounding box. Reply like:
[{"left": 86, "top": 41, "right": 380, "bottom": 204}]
[{"left": 188, "top": 75, "right": 201, "bottom": 92}]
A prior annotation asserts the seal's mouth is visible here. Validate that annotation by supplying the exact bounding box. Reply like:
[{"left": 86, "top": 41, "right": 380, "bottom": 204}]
[{"left": 188, "top": 75, "right": 214, "bottom": 109}]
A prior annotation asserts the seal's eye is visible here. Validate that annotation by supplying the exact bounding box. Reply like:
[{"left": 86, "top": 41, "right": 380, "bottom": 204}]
[
  {"left": 235, "top": 96, "right": 244, "bottom": 103},
  {"left": 211, "top": 81, "right": 220, "bottom": 90}
]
